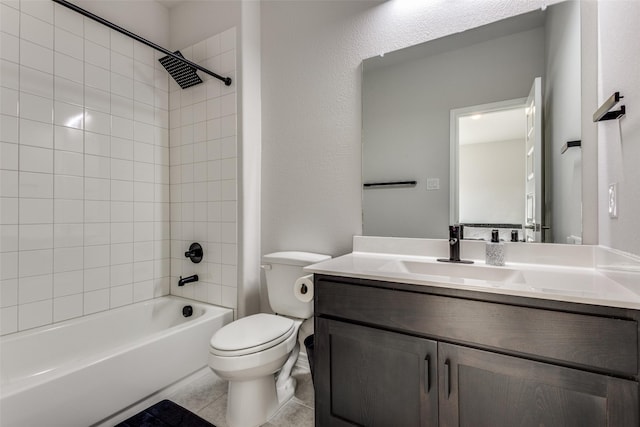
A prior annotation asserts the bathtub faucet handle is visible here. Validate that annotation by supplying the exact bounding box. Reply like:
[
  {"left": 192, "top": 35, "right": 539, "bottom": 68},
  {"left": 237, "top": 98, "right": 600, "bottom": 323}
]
[
  {"left": 178, "top": 274, "right": 199, "bottom": 286},
  {"left": 184, "top": 242, "right": 203, "bottom": 263}
]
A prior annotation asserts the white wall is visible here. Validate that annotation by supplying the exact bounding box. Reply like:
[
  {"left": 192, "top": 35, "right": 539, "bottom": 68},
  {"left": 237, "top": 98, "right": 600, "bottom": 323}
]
[
  {"left": 459, "top": 140, "right": 525, "bottom": 225},
  {"left": 544, "top": 0, "right": 582, "bottom": 244},
  {"left": 0, "top": 0, "right": 171, "bottom": 334},
  {"left": 597, "top": 0, "right": 640, "bottom": 257},
  {"left": 362, "top": 28, "right": 544, "bottom": 238},
  {"left": 166, "top": 30, "right": 239, "bottom": 311},
  {"left": 260, "top": 0, "right": 560, "bottom": 258}
]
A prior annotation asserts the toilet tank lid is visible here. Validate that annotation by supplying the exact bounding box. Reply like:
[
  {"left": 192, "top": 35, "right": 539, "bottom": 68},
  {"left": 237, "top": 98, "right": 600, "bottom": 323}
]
[{"left": 262, "top": 251, "right": 331, "bottom": 266}]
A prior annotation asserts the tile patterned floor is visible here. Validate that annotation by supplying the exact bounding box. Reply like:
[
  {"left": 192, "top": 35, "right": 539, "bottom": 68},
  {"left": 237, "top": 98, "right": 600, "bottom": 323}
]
[{"left": 168, "top": 365, "right": 315, "bottom": 427}]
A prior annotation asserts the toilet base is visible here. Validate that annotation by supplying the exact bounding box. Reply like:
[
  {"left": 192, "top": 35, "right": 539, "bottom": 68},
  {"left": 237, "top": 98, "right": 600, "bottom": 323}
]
[
  {"left": 225, "top": 343, "right": 301, "bottom": 427},
  {"left": 227, "top": 375, "right": 279, "bottom": 427}
]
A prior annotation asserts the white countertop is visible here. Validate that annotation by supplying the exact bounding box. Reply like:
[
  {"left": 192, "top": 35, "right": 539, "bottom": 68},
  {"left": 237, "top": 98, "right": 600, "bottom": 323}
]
[{"left": 305, "top": 247, "right": 640, "bottom": 310}]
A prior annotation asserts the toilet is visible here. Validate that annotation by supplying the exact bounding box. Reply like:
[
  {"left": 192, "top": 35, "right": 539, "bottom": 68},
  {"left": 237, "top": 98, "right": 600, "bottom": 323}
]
[{"left": 208, "top": 251, "right": 330, "bottom": 427}]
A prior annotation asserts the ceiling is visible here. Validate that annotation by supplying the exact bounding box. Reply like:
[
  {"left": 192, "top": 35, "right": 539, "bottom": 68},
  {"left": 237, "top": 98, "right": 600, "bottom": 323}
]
[{"left": 459, "top": 107, "right": 526, "bottom": 145}]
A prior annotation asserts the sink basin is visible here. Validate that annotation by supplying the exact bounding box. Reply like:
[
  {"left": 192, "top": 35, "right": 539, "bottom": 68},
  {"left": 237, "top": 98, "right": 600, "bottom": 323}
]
[{"left": 379, "top": 259, "right": 525, "bottom": 284}]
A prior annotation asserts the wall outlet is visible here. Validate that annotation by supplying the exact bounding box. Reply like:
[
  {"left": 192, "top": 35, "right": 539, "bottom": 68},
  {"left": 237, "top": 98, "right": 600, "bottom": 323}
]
[
  {"left": 426, "top": 178, "right": 440, "bottom": 190},
  {"left": 608, "top": 183, "right": 618, "bottom": 218}
]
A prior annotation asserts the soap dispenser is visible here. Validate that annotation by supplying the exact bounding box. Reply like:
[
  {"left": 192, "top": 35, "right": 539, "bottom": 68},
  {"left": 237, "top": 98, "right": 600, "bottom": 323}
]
[{"left": 486, "top": 229, "right": 505, "bottom": 266}]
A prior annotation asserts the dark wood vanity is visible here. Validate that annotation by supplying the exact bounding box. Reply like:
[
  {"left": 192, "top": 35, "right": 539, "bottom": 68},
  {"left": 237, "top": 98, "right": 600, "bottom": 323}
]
[{"left": 313, "top": 274, "right": 640, "bottom": 426}]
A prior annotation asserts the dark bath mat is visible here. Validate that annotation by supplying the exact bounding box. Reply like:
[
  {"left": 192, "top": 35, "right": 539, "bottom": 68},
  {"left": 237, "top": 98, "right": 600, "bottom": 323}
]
[{"left": 115, "top": 399, "right": 215, "bottom": 427}]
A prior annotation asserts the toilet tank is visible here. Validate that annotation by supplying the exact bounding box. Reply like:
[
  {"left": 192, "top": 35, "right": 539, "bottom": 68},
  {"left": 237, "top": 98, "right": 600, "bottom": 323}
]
[{"left": 262, "top": 251, "right": 331, "bottom": 319}]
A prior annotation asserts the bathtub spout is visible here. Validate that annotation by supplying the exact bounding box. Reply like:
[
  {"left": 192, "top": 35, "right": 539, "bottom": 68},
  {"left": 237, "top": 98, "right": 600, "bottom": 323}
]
[{"left": 178, "top": 274, "right": 198, "bottom": 286}]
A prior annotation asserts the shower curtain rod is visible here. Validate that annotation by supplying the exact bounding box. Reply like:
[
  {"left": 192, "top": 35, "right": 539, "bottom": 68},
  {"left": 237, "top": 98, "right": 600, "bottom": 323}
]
[{"left": 52, "top": 0, "right": 232, "bottom": 86}]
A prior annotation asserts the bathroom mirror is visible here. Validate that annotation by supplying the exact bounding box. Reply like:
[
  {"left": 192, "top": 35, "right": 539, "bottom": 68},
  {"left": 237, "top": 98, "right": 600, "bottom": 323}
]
[{"left": 362, "top": 1, "right": 583, "bottom": 243}]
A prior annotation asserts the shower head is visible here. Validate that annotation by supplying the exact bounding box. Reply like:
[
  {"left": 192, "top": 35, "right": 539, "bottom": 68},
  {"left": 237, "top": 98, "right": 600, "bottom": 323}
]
[{"left": 158, "top": 50, "right": 203, "bottom": 89}]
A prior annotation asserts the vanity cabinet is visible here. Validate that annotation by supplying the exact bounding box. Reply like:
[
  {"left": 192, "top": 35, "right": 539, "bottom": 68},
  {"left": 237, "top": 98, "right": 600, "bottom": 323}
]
[{"left": 314, "top": 275, "right": 640, "bottom": 427}]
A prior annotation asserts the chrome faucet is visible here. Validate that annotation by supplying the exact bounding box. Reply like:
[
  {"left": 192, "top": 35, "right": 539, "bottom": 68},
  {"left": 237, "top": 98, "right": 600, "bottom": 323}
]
[
  {"left": 178, "top": 274, "right": 199, "bottom": 286},
  {"left": 437, "top": 225, "right": 473, "bottom": 264}
]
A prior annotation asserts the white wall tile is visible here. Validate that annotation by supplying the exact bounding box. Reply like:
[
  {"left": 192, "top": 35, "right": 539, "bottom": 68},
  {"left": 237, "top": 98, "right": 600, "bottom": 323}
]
[
  {"left": 0, "top": 142, "right": 18, "bottom": 169},
  {"left": 0, "top": 170, "right": 18, "bottom": 197},
  {"left": 21, "top": 66, "right": 54, "bottom": 99},
  {"left": 53, "top": 293, "right": 82, "bottom": 322},
  {"left": 85, "top": 87, "right": 111, "bottom": 114},
  {"left": 84, "top": 177, "right": 110, "bottom": 200},
  {"left": 0, "top": 225, "right": 18, "bottom": 253},
  {"left": 54, "top": 101, "right": 84, "bottom": 129},
  {"left": 111, "top": 73, "right": 133, "bottom": 99},
  {"left": 54, "top": 52, "right": 83, "bottom": 84},
  {"left": 19, "top": 198, "right": 53, "bottom": 224},
  {"left": 84, "top": 288, "right": 109, "bottom": 314},
  {"left": 85, "top": 132, "right": 110, "bottom": 157},
  {"left": 1, "top": 59, "right": 20, "bottom": 89},
  {"left": 111, "top": 242, "right": 133, "bottom": 265},
  {"left": 54, "top": 27, "right": 83, "bottom": 60},
  {"left": 0, "top": 198, "right": 19, "bottom": 225},
  {"left": 19, "top": 224, "right": 53, "bottom": 250},
  {"left": 84, "top": 266, "right": 109, "bottom": 292},
  {"left": 54, "top": 4, "right": 82, "bottom": 36},
  {"left": 110, "top": 263, "right": 132, "bottom": 287},
  {"left": 54, "top": 125, "right": 83, "bottom": 153},
  {"left": 20, "top": 12, "right": 53, "bottom": 49},
  {"left": 84, "top": 244, "right": 109, "bottom": 269},
  {"left": 85, "top": 63, "right": 110, "bottom": 91},
  {"left": 0, "top": 251, "right": 18, "bottom": 279},
  {"left": 20, "top": 92, "right": 53, "bottom": 123},
  {"left": 84, "top": 154, "right": 110, "bottom": 179},
  {"left": 54, "top": 175, "right": 83, "bottom": 200},
  {"left": 1, "top": 87, "right": 18, "bottom": 116},
  {"left": 53, "top": 246, "right": 83, "bottom": 273},
  {"left": 54, "top": 223, "right": 83, "bottom": 248},
  {"left": 0, "top": 278, "right": 18, "bottom": 307},
  {"left": 84, "top": 223, "right": 110, "bottom": 246},
  {"left": 54, "top": 150, "right": 83, "bottom": 176},
  {"left": 85, "top": 200, "right": 110, "bottom": 223},
  {"left": 19, "top": 299, "right": 52, "bottom": 330},
  {"left": 1, "top": 3, "right": 20, "bottom": 37},
  {"left": 18, "top": 273, "right": 52, "bottom": 304},
  {"left": 111, "top": 179, "right": 133, "bottom": 201},
  {"left": 54, "top": 76, "right": 83, "bottom": 106},
  {"left": 20, "top": 118, "right": 53, "bottom": 148},
  {"left": 18, "top": 248, "right": 52, "bottom": 277},
  {"left": 53, "top": 270, "right": 83, "bottom": 297},
  {"left": 54, "top": 199, "right": 83, "bottom": 223},
  {"left": 110, "top": 283, "right": 132, "bottom": 308},
  {"left": 85, "top": 40, "right": 110, "bottom": 69},
  {"left": 0, "top": 115, "right": 19, "bottom": 145},
  {"left": 84, "top": 18, "right": 109, "bottom": 47},
  {"left": 19, "top": 171, "right": 53, "bottom": 198}
]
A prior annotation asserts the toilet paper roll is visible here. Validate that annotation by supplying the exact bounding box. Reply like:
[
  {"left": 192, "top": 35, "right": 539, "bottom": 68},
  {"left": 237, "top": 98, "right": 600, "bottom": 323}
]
[{"left": 294, "top": 274, "right": 314, "bottom": 303}]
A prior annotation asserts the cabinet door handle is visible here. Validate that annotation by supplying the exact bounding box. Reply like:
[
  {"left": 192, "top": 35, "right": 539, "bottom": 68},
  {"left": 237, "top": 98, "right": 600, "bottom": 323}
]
[
  {"left": 444, "top": 359, "right": 451, "bottom": 398},
  {"left": 424, "top": 354, "right": 430, "bottom": 393}
]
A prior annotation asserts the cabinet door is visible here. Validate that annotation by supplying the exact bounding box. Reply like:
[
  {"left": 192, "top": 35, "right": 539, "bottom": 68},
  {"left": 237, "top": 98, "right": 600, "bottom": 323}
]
[
  {"left": 438, "top": 343, "right": 639, "bottom": 427},
  {"left": 315, "top": 318, "right": 438, "bottom": 427}
]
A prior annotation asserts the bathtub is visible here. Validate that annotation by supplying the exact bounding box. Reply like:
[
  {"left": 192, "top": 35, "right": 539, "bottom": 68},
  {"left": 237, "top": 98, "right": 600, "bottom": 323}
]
[{"left": 0, "top": 296, "right": 233, "bottom": 427}]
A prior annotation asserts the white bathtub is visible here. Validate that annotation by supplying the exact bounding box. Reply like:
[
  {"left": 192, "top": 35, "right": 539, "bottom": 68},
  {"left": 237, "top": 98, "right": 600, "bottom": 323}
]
[{"left": 0, "top": 296, "right": 233, "bottom": 427}]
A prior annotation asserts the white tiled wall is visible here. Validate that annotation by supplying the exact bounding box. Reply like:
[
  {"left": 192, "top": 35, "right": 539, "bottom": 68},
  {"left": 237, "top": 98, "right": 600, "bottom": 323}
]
[
  {"left": 168, "top": 30, "right": 238, "bottom": 311},
  {"left": 0, "top": 0, "right": 171, "bottom": 334}
]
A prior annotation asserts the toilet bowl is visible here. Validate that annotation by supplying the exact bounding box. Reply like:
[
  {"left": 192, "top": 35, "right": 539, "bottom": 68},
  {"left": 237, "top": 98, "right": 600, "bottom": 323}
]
[{"left": 208, "top": 251, "right": 330, "bottom": 427}]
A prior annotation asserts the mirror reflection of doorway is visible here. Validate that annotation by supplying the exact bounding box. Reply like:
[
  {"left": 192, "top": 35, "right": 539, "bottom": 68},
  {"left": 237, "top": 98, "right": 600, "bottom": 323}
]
[{"left": 451, "top": 98, "right": 528, "bottom": 241}]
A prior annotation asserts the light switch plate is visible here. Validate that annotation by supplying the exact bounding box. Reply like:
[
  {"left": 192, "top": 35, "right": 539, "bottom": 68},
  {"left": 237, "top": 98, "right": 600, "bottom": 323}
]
[
  {"left": 426, "top": 178, "right": 440, "bottom": 190},
  {"left": 608, "top": 183, "right": 618, "bottom": 218}
]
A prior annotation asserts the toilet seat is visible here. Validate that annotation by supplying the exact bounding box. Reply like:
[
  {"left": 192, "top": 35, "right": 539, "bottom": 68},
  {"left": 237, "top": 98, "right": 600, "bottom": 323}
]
[{"left": 210, "top": 313, "right": 295, "bottom": 357}]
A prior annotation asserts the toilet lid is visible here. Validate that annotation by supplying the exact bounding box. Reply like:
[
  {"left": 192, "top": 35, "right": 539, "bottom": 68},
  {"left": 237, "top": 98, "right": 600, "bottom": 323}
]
[{"left": 210, "top": 313, "right": 295, "bottom": 356}]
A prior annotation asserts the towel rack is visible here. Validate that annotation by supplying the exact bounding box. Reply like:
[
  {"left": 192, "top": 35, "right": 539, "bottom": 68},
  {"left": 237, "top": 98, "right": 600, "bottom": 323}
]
[
  {"left": 561, "top": 140, "right": 581, "bottom": 154},
  {"left": 363, "top": 181, "right": 417, "bottom": 189},
  {"left": 593, "top": 92, "right": 625, "bottom": 122}
]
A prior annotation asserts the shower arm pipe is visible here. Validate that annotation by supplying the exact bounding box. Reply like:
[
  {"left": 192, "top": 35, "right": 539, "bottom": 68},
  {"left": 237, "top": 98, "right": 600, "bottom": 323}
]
[{"left": 52, "top": 0, "right": 232, "bottom": 86}]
